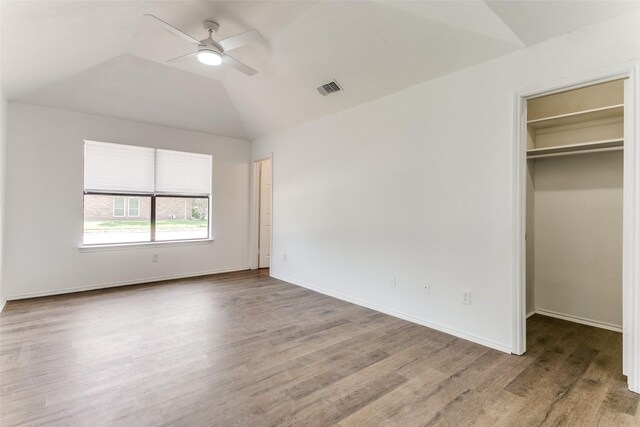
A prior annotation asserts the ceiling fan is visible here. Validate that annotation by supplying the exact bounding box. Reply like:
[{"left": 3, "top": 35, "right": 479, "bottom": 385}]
[{"left": 144, "top": 14, "right": 261, "bottom": 76}]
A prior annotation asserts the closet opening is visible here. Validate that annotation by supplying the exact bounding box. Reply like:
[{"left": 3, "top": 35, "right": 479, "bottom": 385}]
[{"left": 513, "top": 72, "right": 640, "bottom": 393}]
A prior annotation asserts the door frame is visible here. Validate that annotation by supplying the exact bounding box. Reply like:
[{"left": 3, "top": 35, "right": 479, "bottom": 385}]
[
  {"left": 250, "top": 154, "right": 273, "bottom": 270},
  {"left": 512, "top": 62, "right": 640, "bottom": 393}
]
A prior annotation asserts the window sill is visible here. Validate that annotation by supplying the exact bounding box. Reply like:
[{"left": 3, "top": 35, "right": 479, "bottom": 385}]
[{"left": 79, "top": 238, "right": 214, "bottom": 252}]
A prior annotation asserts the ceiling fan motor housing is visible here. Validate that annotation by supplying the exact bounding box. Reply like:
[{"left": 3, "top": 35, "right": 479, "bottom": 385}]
[{"left": 198, "top": 42, "right": 223, "bottom": 56}]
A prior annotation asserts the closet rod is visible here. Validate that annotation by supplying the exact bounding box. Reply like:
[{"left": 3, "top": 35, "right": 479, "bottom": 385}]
[{"left": 528, "top": 146, "right": 623, "bottom": 159}]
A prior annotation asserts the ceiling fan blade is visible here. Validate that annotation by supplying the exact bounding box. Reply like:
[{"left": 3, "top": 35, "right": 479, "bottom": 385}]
[
  {"left": 144, "top": 14, "right": 201, "bottom": 45},
  {"left": 167, "top": 52, "right": 197, "bottom": 63},
  {"left": 218, "top": 30, "right": 262, "bottom": 52},
  {"left": 223, "top": 54, "right": 257, "bottom": 76}
]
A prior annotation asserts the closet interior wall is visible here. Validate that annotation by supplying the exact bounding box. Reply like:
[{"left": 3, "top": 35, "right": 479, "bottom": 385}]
[{"left": 526, "top": 80, "right": 624, "bottom": 331}]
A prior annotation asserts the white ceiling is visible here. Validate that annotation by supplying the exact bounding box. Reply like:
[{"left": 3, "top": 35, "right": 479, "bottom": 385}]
[
  {"left": 2, "top": 1, "right": 640, "bottom": 140},
  {"left": 18, "top": 54, "right": 248, "bottom": 139},
  {"left": 486, "top": 0, "right": 640, "bottom": 46}
]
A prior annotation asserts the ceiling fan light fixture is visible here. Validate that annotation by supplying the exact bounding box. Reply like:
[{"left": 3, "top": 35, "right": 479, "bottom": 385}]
[{"left": 197, "top": 49, "right": 222, "bottom": 66}]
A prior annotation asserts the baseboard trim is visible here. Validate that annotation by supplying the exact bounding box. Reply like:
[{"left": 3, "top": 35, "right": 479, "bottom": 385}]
[
  {"left": 0, "top": 298, "right": 6, "bottom": 313},
  {"left": 534, "top": 308, "right": 622, "bottom": 333},
  {"left": 271, "top": 272, "right": 512, "bottom": 354},
  {"left": 526, "top": 311, "right": 536, "bottom": 318},
  {"left": 6, "top": 266, "right": 250, "bottom": 301}
]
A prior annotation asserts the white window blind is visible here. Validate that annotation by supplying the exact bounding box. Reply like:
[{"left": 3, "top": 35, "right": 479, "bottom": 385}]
[
  {"left": 155, "top": 149, "right": 212, "bottom": 195},
  {"left": 84, "top": 141, "right": 211, "bottom": 195},
  {"left": 84, "top": 141, "right": 155, "bottom": 193}
]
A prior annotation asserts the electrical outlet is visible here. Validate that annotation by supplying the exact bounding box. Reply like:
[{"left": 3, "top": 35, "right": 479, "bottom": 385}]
[
  {"left": 423, "top": 283, "right": 431, "bottom": 295},
  {"left": 389, "top": 277, "right": 397, "bottom": 288},
  {"left": 462, "top": 289, "right": 471, "bottom": 305},
  {"left": 152, "top": 254, "right": 159, "bottom": 263}
]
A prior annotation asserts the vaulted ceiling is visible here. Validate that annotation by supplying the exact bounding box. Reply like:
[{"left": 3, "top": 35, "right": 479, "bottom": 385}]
[{"left": 2, "top": 1, "right": 640, "bottom": 140}]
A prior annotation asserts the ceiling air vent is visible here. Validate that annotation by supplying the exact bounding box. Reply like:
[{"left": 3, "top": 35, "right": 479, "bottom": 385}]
[{"left": 317, "top": 80, "right": 342, "bottom": 96}]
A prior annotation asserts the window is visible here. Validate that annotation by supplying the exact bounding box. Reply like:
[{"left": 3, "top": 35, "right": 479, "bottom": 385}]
[
  {"left": 85, "top": 195, "right": 151, "bottom": 244},
  {"left": 113, "top": 197, "right": 140, "bottom": 218},
  {"left": 128, "top": 197, "right": 140, "bottom": 217},
  {"left": 113, "top": 196, "right": 125, "bottom": 217},
  {"left": 83, "top": 141, "right": 211, "bottom": 245},
  {"left": 156, "top": 196, "right": 209, "bottom": 241}
]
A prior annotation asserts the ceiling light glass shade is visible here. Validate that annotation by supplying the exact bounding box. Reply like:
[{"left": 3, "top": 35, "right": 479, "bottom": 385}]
[{"left": 197, "top": 50, "right": 222, "bottom": 66}]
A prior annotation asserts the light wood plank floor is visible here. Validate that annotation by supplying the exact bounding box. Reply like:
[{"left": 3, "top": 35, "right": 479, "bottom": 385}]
[{"left": 1, "top": 269, "right": 638, "bottom": 426}]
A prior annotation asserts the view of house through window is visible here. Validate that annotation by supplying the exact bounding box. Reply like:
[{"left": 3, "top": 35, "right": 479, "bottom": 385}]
[
  {"left": 84, "top": 195, "right": 152, "bottom": 244},
  {"left": 83, "top": 141, "right": 211, "bottom": 245}
]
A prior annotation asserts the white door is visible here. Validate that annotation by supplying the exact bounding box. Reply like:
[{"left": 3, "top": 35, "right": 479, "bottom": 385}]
[{"left": 258, "top": 159, "right": 272, "bottom": 268}]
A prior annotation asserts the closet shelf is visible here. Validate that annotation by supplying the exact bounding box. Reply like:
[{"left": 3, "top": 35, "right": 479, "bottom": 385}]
[
  {"left": 527, "top": 104, "right": 624, "bottom": 129},
  {"left": 527, "top": 139, "right": 623, "bottom": 159}
]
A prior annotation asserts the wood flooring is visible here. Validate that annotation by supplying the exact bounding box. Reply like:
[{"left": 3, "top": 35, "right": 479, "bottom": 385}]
[{"left": 1, "top": 269, "right": 638, "bottom": 426}]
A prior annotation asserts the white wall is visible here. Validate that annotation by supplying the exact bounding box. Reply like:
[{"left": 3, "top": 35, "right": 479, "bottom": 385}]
[
  {"left": 534, "top": 152, "right": 623, "bottom": 329},
  {"left": 0, "top": 90, "right": 6, "bottom": 310},
  {"left": 253, "top": 11, "right": 640, "bottom": 352},
  {"left": 4, "top": 103, "right": 251, "bottom": 299}
]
